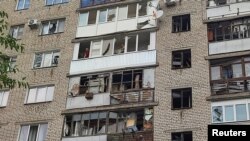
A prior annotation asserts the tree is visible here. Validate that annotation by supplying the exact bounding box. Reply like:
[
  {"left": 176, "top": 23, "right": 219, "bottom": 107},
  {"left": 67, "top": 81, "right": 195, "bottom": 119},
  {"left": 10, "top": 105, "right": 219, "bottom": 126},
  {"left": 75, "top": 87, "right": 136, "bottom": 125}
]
[{"left": 0, "top": 11, "right": 28, "bottom": 89}]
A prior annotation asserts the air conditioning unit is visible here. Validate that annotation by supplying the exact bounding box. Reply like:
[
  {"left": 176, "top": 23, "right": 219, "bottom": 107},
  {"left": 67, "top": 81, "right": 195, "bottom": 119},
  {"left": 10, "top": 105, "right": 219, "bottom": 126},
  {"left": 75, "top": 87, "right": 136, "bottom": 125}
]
[
  {"left": 28, "top": 19, "right": 38, "bottom": 29},
  {"left": 164, "top": 0, "right": 176, "bottom": 7}
]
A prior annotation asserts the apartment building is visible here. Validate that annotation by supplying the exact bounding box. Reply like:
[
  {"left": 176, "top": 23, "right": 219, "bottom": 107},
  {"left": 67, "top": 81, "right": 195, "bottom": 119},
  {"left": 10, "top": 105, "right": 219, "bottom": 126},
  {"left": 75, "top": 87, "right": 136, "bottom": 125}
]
[
  {"left": 205, "top": 0, "right": 250, "bottom": 126},
  {"left": 154, "top": 0, "right": 211, "bottom": 141},
  {"left": 0, "top": 0, "right": 78, "bottom": 141}
]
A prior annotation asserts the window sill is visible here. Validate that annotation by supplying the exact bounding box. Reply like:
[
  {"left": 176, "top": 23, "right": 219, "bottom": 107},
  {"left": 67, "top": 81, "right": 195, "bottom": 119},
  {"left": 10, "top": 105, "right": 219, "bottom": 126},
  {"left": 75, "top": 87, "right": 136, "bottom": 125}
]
[
  {"left": 0, "top": 106, "right": 7, "bottom": 108},
  {"left": 39, "top": 32, "right": 64, "bottom": 36},
  {"left": 15, "top": 8, "right": 29, "bottom": 12},
  {"left": 171, "top": 67, "right": 191, "bottom": 70},
  {"left": 171, "top": 107, "right": 192, "bottom": 110},
  {"left": 24, "top": 101, "right": 52, "bottom": 105},
  {"left": 45, "top": 2, "right": 69, "bottom": 7},
  {"left": 172, "top": 30, "right": 191, "bottom": 33},
  {"left": 32, "top": 65, "right": 58, "bottom": 70}
]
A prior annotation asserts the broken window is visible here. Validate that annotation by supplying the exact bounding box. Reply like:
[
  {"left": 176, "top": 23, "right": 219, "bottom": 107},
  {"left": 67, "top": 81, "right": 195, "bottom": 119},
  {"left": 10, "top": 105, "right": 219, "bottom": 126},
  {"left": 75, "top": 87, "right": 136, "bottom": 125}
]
[
  {"left": 139, "top": 2, "right": 147, "bottom": 16},
  {"left": 107, "top": 8, "right": 116, "bottom": 22},
  {"left": 33, "top": 51, "right": 60, "bottom": 68},
  {"left": 17, "top": 0, "right": 30, "bottom": 10},
  {"left": 18, "top": 124, "right": 48, "bottom": 141},
  {"left": 172, "top": 49, "right": 191, "bottom": 69},
  {"left": 138, "top": 32, "right": 150, "bottom": 51},
  {"left": 78, "top": 41, "right": 91, "bottom": 59},
  {"left": 112, "top": 70, "right": 143, "bottom": 92},
  {"left": 26, "top": 86, "right": 54, "bottom": 104},
  {"left": 0, "top": 91, "right": 9, "bottom": 107},
  {"left": 172, "top": 131, "right": 192, "bottom": 141},
  {"left": 64, "top": 108, "right": 153, "bottom": 137},
  {"left": 127, "top": 4, "right": 137, "bottom": 18},
  {"left": 102, "top": 39, "right": 114, "bottom": 56},
  {"left": 114, "top": 36, "right": 125, "bottom": 54},
  {"left": 172, "top": 88, "right": 192, "bottom": 109},
  {"left": 10, "top": 25, "right": 24, "bottom": 39},
  {"left": 88, "top": 10, "right": 97, "bottom": 24},
  {"left": 127, "top": 35, "right": 137, "bottom": 52},
  {"left": 172, "top": 14, "right": 190, "bottom": 33},
  {"left": 40, "top": 19, "right": 65, "bottom": 35},
  {"left": 212, "top": 106, "right": 223, "bottom": 123},
  {"left": 79, "top": 74, "right": 109, "bottom": 95}
]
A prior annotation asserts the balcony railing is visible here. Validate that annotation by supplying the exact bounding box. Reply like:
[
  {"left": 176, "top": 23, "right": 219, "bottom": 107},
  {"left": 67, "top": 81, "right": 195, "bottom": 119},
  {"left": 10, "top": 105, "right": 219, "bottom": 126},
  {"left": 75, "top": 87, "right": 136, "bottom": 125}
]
[
  {"left": 211, "top": 78, "right": 250, "bottom": 95},
  {"left": 81, "top": 0, "right": 122, "bottom": 8},
  {"left": 207, "top": 0, "right": 250, "bottom": 7},
  {"left": 110, "top": 88, "right": 154, "bottom": 105},
  {"left": 107, "top": 130, "right": 153, "bottom": 141}
]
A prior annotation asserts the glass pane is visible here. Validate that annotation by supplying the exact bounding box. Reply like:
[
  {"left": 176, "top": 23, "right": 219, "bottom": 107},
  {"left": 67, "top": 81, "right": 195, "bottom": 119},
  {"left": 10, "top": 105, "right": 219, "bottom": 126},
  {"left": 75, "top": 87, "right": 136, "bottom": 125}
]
[
  {"left": 89, "top": 113, "right": 98, "bottom": 135},
  {"left": 98, "top": 112, "right": 107, "bottom": 134},
  {"left": 54, "top": 0, "right": 61, "bottom": 4},
  {"left": 118, "top": 6, "right": 127, "bottom": 20},
  {"left": 17, "top": 26, "right": 24, "bottom": 39},
  {"left": 1, "top": 92, "right": 9, "bottom": 106},
  {"left": 42, "top": 23, "right": 49, "bottom": 35},
  {"left": 17, "top": 0, "right": 24, "bottom": 10},
  {"left": 79, "top": 13, "right": 88, "bottom": 26},
  {"left": 24, "top": 0, "right": 30, "bottom": 9},
  {"left": 248, "top": 103, "right": 250, "bottom": 119},
  {"left": 49, "top": 21, "right": 57, "bottom": 34},
  {"left": 57, "top": 20, "right": 65, "bottom": 32},
  {"left": 34, "top": 54, "right": 42, "bottom": 68},
  {"left": 102, "top": 39, "right": 114, "bottom": 56},
  {"left": 139, "top": 2, "right": 147, "bottom": 16},
  {"left": 46, "top": 86, "right": 54, "bottom": 101},
  {"left": 128, "top": 4, "right": 136, "bottom": 18},
  {"left": 245, "top": 63, "right": 250, "bottom": 76},
  {"left": 46, "top": 0, "right": 53, "bottom": 5},
  {"left": 182, "top": 90, "right": 191, "bottom": 108},
  {"left": 114, "top": 36, "right": 125, "bottom": 54},
  {"left": 36, "top": 87, "right": 47, "bottom": 102},
  {"left": 28, "top": 126, "right": 38, "bottom": 141},
  {"left": 18, "top": 126, "right": 29, "bottom": 141},
  {"left": 211, "top": 66, "right": 221, "bottom": 80},
  {"left": 212, "top": 106, "right": 223, "bottom": 123},
  {"left": 42, "top": 53, "right": 52, "bottom": 67},
  {"left": 27, "top": 89, "right": 37, "bottom": 103},
  {"left": 91, "top": 41, "right": 102, "bottom": 57},
  {"left": 236, "top": 104, "right": 247, "bottom": 121},
  {"left": 232, "top": 64, "right": 242, "bottom": 78},
  {"left": 52, "top": 52, "right": 60, "bottom": 66},
  {"left": 172, "top": 90, "right": 181, "bottom": 109},
  {"left": 37, "top": 124, "right": 48, "bottom": 141},
  {"left": 81, "top": 0, "right": 92, "bottom": 7},
  {"left": 12, "top": 28, "right": 18, "bottom": 39},
  {"left": 0, "top": 93, "right": 3, "bottom": 106},
  {"left": 99, "top": 10, "right": 107, "bottom": 23},
  {"left": 127, "top": 35, "right": 137, "bottom": 52},
  {"left": 81, "top": 114, "right": 90, "bottom": 136},
  {"left": 107, "top": 8, "right": 116, "bottom": 22},
  {"left": 108, "top": 112, "right": 118, "bottom": 133},
  {"left": 225, "top": 105, "right": 234, "bottom": 121}
]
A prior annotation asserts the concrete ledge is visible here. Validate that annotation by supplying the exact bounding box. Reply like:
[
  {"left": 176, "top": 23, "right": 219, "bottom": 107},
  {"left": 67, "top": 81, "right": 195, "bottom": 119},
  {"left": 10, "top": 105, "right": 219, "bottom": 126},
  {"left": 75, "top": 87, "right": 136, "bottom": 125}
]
[{"left": 206, "top": 92, "right": 250, "bottom": 102}]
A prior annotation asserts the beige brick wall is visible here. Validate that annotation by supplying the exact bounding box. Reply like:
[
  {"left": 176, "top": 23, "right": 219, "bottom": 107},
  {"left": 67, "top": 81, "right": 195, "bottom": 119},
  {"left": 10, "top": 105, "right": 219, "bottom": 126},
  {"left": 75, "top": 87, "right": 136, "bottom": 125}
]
[
  {"left": 154, "top": 1, "right": 211, "bottom": 141},
  {"left": 0, "top": 0, "right": 79, "bottom": 141}
]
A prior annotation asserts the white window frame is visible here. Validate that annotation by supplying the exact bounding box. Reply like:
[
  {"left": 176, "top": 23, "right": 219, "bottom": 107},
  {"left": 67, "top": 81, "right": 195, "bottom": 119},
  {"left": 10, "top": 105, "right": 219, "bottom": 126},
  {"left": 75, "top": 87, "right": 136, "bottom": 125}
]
[
  {"left": 211, "top": 99, "right": 250, "bottom": 123},
  {"left": 40, "top": 19, "right": 65, "bottom": 35},
  {"left": 10, "top": 25, "right": 24, "bottom": 39},
  {"left": 45, "top": 0, "right": 68, "bottom": 5},
  {"left": 16, "top": 0, "right": 30, "bottom": 10},
  {"left": 0, "top": 91, "right": 9, "bottom": 107},
  {"left": 17, "top": 123, "right": 48, "bottom": 141},
  {"left": 33, "top": 51, "right": 60, "bottom": 68},
  {"left": 25, "top": 85, "right": 55, "bottom": 104}
]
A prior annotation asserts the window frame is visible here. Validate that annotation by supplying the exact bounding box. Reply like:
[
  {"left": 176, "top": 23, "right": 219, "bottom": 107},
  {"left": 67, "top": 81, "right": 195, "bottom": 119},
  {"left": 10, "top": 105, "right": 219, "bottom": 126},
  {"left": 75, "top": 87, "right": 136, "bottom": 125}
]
[
  {"left": 172, "top": 14, "right": 191, "bottom": 33},
  {"left": 16, "top": 0, "right": 30, "bottom": 10},
  {"left": 40, "top": 19, "right": 65, "bottom": 35},
  {"left": 0, "top": 91, "right": 9, "bottom": 107},
  {"left": 33, "top": 51, "right": 60, "bottom": 69},
  {"left": 172, "top": 49, "right": 192, "bottom": 69},
  {"left": 18, "top": 123, "right": 48, "bottom": 141},
  {"left": 9, "top": 25, "right": 24, "bottom": 40},
  {"left": 25, "top": 85, "right": 55, "bottom": 104},
  {"left": 171, "top": 88, "right": 192, "bottom": 110}
]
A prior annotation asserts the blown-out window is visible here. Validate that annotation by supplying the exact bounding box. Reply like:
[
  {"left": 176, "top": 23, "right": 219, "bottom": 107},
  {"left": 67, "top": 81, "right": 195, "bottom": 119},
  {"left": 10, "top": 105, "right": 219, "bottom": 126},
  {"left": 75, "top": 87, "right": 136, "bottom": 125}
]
[
  {"left": 33, "top": 51, "right": 60, "bottom": 68},
  {"left": 40, "top": 19, "right": 65, "bottom": 35}
]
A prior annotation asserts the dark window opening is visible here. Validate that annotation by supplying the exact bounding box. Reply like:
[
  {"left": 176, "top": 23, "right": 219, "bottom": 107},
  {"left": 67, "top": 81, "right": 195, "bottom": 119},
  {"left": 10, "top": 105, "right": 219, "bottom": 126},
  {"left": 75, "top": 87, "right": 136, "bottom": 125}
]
[
  {"left": 172, "top": 88, "right": 192, "bottom": 109},
  {"left": 114, "top": 36, "right": 125, "bottom": 54},
  {"left": 78, "top": 42, "right": 91, "bottom": 59},
  {"left": 172, "top": 131, "right": 193, "bottom": 141},
  {"left": 172, "top": 14, "right": 191, "bottom": 33},
  {"left": 172, "top": 49, "right": 191, "bottom": 69}
]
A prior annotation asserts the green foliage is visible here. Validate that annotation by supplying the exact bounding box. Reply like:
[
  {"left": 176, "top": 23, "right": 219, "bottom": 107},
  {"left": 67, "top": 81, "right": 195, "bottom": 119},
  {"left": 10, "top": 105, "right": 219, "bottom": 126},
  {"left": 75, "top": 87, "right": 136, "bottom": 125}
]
[{"left": 0, "top": 11, "right": 28, "bottom": 89}]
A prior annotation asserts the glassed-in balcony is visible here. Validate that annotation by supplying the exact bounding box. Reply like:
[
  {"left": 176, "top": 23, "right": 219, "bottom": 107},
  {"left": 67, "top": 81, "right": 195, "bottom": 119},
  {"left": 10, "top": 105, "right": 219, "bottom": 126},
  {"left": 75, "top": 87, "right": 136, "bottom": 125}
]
[
  {"left": 81, "top": 0, "right": 123, "bottom": 8},
  {"left": 210, "top": 56, "right": 250, "bottom": 95},
  {"left": 206, "top": 0, "right": 250, "bottom": 20}
]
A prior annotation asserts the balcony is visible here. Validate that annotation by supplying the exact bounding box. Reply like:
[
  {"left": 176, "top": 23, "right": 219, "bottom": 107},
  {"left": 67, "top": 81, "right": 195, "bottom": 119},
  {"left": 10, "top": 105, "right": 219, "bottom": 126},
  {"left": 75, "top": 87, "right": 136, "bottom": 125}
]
[
  {"left": 206, "top": 0, "right": 250, "bottom": 20},
  {"left": 110, "top": 88, "right": 154, "bottom": 105},
  {"left": 81, "top": 0, "right": 122, "bottom": 8},
  {"left": 69, "top": 50, "right": 157, "bottom": 75},
  {"left": 107, "top": 131, "right": 153, "bottom": 141}
]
